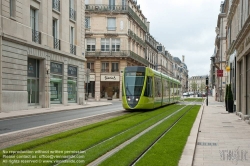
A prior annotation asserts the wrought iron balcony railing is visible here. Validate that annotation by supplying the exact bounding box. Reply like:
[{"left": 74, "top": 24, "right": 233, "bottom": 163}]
[
  {"left": 32, "top": 30, "right": 41, "bottom": 44},
  {"left": 70, "top": 44, "right": 76, "bottom": 55},
  {"left": 85, "top": 5, "right": 147, "bottom": 32},
  {"left": 128, "top": 29, "right": 146, "bottom": 47},
  {"left": 86, "top": 50, "right": 149, "bottom": 66},
  {"left": 101, "top": 68, "right": 109, "bottom": 72},
  {"left": 88, "top": 68, "right": 95, "bottom": 72},
  {"left": 69, "top": 8, "right": 76, "bottom": 21},
  {"left": 52, "top": 0, "right": 60, "bottom": 12},
  {"left": 111, "top": 69, "right": 119, "bottom": 72},
  {"left": 54, "top": 38, "right": 60, "bottom": 50}
]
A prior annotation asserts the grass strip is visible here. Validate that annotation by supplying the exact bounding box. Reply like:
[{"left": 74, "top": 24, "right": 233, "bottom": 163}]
[
  {"left": 135, "top": 105, "right": 200, "bottom": 166},
  {"left": 183, "top": 98, "right": 204, "bottom": 102},
  {"left": 99, "top": 106, "right": 193, "bottom": 166},
  {"left": 1, "top": 105, "right": 181, "bottom": 166},
  {"left": 65, "top": 105, "right": 184, "bottom": 166}
]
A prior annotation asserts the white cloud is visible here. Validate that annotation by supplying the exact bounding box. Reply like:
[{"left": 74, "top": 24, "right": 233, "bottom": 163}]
[{"left": 137, "top": 0, "right": 220, "bottom": 77}]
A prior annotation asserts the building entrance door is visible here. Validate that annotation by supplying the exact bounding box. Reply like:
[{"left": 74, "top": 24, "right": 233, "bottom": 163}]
[
  {"left": 27, "top": 58, "right": 40, "bottom": 105},
  {"left": 27, "top": 78, "right": 39, "bottom": 105}
]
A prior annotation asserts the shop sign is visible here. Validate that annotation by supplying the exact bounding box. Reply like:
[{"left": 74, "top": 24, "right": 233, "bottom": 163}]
[
  {"left": 68, "top": 66, "right": 77, "bottom": 77},
  {"left": 101, "top": 75, "right": 120, "bottom": 82},
  {"left": 217, "top": 70, "right": 223, "bottom": 77},
  {"left": 28, "top": 58, "right": 37, "bottom": 77},
  {"left": 51, "top": 62, "right": 63, "bottom": 75}
]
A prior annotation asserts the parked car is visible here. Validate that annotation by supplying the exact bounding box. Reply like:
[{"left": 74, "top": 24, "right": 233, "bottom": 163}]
[
  {"left": 189, "top": 92, "right": 194, "bottom": 96},
  {"left": 183, "top": 92, "right": 189, "bottom": 97}
]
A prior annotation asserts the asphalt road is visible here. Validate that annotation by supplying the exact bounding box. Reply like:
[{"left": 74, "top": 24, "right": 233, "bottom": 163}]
[{"left": 0, "top": 101, "right": 124, "bottom": 135}]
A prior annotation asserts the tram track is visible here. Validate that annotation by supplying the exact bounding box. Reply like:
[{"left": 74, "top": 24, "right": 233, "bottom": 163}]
[
  {"left": 1, "top": 100, "right": 201, "bottom": 166},
  {"left": 129, "top": 104, "right": 195, "bottom": 166},
  {"left": 88, "top": 102, "right": 198, "bottom": 166}
]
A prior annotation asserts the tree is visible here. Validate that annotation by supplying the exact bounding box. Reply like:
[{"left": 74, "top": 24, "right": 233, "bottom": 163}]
[{"left": 190, "top": 81, "right": 198, "bottom": 92}]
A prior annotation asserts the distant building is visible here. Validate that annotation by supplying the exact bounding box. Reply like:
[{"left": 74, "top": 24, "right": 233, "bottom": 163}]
[{"left": 188, "top": 76, "right": 207, "bottom": 93}]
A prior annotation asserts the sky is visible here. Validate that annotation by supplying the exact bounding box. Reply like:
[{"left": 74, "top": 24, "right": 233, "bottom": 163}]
[{"left": 137, "top": 0, "right": 221, "bottom": 77}]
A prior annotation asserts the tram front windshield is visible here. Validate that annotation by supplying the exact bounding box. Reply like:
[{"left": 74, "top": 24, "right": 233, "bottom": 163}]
[{"left": 124, "top": 72, "right": 145, "bottom": 96}]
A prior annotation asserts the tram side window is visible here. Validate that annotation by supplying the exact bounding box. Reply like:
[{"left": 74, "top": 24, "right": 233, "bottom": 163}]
[
  {"left": 154, "top": 77, "right": 161, "bottom": 97},
  {"left": 144, "top": 76, "right": 152, "bottom": 97}
]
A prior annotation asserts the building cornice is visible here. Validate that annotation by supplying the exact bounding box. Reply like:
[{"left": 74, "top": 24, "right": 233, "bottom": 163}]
[
  {"left": 2, "top": 33, "right": 86, "bottom": 62},
  {"left": 227, "top": 0, "right": 239, "bottom": 27}
]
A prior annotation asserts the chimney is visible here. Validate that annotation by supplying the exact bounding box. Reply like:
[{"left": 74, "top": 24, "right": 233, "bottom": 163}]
[{"left": 182, "top": 55, "right": 185, "bottom": 63}]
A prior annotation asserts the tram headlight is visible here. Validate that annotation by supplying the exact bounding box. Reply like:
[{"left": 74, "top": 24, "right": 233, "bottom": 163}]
[
  {"left": 135, "top": 98, "right": 138, "bottom": 101},
  {"left": 127, "top": 97, "right": 131, "bottom": 101}
]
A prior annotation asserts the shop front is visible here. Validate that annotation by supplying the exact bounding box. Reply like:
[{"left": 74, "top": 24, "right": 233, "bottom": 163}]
[
  {"left": 100, "top": 75, "right": 120, "bottom": 99},
  {"left": 50, "top": 62, "right": 63, "bottom": 104},
  {"left": 68, "top": 65, "right": 77, "bottom": 103}
]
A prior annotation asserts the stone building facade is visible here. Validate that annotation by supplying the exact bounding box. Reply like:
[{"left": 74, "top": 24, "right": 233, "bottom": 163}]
[
  {"left": 0, "top": 0, "right": 86, "bottom": 112},
  {"left": 223, "top": 0, "right": 250, "bottom": 119},
  {"left": 221, "top": 0, "right": 250, "bottom": 118}
]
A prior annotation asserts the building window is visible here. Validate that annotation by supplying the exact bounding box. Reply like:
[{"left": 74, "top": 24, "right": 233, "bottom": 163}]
[
  {"left": 112, "top": 39, "right": 120, "bottom": 51},
  {"left": 10, "top": 0, "right": 16, "bottom": 18},
  {"left": 101, "top": 39, "right": 110, "bottom": 51},
  {"left": 69, "top": 0, "right": 76, "bottom": 20},
  {"left": 112, "top": 62, "right": 119, "bottom": 72},
  {"left": 107, "top": 18, "right": 116, "bottom": 30},
  {"left": 109, "top": 0, "right": 115, "bottom": 10},
  {"left": 30, "top": 8, "right": 41, "bottom": 44},
  {"left": 70, "top": 26, "right": 76, "bottom": 55},
  {"left": 52, "top": 0, "right": 60, "bottom": 12},
  {"left": 87, "top": 62, "right": 94, "bottom": 72},
  {"left": 101, "top": 62, "right": 109, "bottom": 72},
  {"left": 53, "top": 19, "right": 60, "bottom": 50},
  {"left": 87, "top": 38, "right": 96, "bottom": 51},
  {"left": 85, "top": 17, "right": 90, "bottom": 29}
]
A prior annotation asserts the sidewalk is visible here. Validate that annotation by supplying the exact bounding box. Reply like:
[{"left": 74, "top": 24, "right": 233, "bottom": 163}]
[
  {"left": 180, "top": 96, "right": 250, "bottom": 166},
  {"left": 0, "top": 101, "right": 113, "bottom": 120}
]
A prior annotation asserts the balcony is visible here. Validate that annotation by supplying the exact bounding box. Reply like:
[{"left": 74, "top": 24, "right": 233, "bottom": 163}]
[
  {"left": 86, "top": 50, "right": 149, "bottom": 66},
  {"left": 128, "top": 29, "right": 146, "bottom": 47},
  {"left": 32, "top": 30, "right": 41, "bottom": 44},
  {"left": 111, "top": 69, "right": 119, "bottom": 72},
  {"left": 101, "top": 68, "right": 109, "bottom": 72},
  {"left": 85, "top": 5, "right": 147, "bottom": 32},
  {"left": 52, "top": 0, "right": 60, "bottom": 12},
  {"left": 69, "top": 8, "right": 76, "bottom": 21},
  {"left": 70, "top": 44, "right": 76, "bottom": 55},
  {"left": 54, "top": 38, "right": 60, "bottom": 50}
]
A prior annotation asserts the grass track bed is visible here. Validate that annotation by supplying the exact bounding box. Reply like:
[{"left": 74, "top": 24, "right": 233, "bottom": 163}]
[
  {"left": 1, "top": 104, "right": 184, "bottom": 166},
  {"left": 99, "top": 105, "right": 197, "bottom": 166},
  {"left": 183, "top": 98, "right": 204, "bottom": 102},
  {"left": 136, "top": 105, "right": 200, "bottom": 166}
]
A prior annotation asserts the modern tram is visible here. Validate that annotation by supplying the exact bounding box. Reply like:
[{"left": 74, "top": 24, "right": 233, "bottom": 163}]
[{"left": 122, "top": 66, "right": 181, "bottom": 110}]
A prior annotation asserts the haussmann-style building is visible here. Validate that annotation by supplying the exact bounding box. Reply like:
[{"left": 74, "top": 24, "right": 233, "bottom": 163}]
[{"left": 0, "top": 0, "right": 86, "bottom": 112}]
